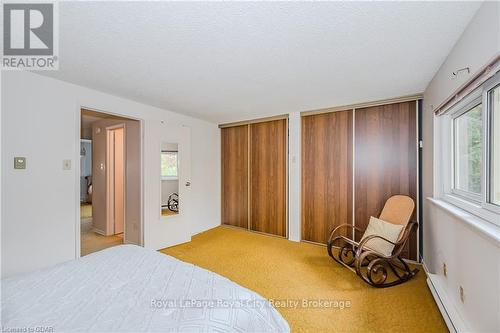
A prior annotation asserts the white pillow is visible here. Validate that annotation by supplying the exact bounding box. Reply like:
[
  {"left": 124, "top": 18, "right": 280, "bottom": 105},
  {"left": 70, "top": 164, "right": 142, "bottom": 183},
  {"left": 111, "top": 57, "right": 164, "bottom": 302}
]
[{"left": 361, "top": 216, "right": 404, "bottom": 256}]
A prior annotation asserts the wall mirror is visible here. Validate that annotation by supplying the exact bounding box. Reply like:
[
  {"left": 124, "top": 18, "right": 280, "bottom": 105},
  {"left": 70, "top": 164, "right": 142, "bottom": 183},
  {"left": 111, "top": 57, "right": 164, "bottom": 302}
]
[{"left": 161, "top": 142, "right": 179, "bottom": 217}]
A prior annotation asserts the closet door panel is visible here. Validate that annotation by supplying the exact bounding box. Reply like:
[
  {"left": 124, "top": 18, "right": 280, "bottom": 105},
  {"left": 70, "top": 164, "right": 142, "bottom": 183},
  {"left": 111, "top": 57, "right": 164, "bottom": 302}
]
[
  {"left": 250, "top": 119, "right": 287, "bottom": 237},
  {"left": 221, "top": 125, "right": 249, "bottom": 229},
  {"left": 301, "top": 111, "right": 353, "bottom": 243},
  {"left": 354, "top": 101, "right": 417, "bottom": 260}
]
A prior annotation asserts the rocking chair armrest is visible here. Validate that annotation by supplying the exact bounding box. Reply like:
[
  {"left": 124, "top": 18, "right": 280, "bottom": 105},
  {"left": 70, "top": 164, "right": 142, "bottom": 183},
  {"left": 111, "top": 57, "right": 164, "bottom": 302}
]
[
  {"left": 337, "top": 235, "right": 359, "bottom": 247},
  {"left": 328, "top": 224, "right": 364, "bottom": 243}
]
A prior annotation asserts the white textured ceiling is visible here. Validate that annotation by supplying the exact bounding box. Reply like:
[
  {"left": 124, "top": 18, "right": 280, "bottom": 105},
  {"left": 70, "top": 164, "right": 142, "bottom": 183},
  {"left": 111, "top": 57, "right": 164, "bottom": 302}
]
[{"left": 41, "top": 1, "right": 481, "bottom": 123}]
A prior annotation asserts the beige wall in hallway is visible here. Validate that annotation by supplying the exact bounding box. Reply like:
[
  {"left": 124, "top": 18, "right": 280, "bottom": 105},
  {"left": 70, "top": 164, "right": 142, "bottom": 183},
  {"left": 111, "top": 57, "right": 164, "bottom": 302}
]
[{"left": 91, "top": 117, "right": 141, "bottom": 244}]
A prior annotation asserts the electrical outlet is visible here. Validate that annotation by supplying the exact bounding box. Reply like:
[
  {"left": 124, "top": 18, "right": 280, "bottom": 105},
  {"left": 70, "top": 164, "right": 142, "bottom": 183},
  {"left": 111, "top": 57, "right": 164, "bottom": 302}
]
[
  {"left": 443, "top": 263, "right": 447, "bottom": 277},
  {"left": 459, "top": 286, "right": 465, "bottom": 303}
]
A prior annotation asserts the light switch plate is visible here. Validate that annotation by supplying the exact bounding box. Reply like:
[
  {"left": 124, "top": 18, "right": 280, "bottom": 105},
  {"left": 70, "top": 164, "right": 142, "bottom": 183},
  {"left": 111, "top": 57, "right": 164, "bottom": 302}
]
[
  {"left": 63, "top": 159, "right": 72, "bottom": 170},
  {"left": 14, "top": 157, "right": 26, "bottom": 169}
]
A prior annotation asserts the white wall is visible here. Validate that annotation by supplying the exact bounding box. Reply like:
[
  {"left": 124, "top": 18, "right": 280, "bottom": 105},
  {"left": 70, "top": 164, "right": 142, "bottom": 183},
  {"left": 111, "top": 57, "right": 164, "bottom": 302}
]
[
  {"left": 288, "top": 112, "right": 301, "bottom": 242},
  {"left": 1, "top": 70, "right": 220, "bottom": 277},
  {"left": 422, "top": 2, "right": 500, "bottom": 332}
]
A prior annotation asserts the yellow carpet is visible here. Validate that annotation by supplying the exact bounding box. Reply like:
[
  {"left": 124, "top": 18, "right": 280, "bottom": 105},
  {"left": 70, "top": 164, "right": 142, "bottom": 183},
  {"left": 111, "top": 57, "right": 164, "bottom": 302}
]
[
  {"left": 80, "top": 203, "right": 92, "bottom": 219},
  {"left": 161, "top": 208, "right": 179, "bottom": 217},
  {"left": 161, "top": 226, "right": 447, "bottom": 333}
]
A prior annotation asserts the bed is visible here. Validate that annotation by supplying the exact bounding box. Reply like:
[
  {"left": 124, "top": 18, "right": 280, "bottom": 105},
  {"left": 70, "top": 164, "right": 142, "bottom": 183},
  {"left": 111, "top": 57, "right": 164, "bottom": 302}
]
[{"left": 1, "top": 245, "right": 289, "bottom": 332}]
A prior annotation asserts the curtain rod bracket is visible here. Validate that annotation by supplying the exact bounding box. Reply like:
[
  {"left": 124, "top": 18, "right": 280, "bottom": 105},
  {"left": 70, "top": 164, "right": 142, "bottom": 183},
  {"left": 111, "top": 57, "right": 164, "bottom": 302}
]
[{"left": 452, "top": 67, "right": 470, "bottom": 79}]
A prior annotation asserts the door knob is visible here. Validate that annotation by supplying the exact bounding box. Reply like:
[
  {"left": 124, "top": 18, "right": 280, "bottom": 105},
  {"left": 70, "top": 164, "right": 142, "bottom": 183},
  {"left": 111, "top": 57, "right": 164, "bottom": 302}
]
[{"left": 185, "top": 181, "right": 191, "bottom": 187}]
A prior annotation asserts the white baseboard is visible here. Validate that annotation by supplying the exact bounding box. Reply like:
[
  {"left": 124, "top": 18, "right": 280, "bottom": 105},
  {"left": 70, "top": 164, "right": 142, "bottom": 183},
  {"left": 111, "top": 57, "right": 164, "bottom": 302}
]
[{"left": 423, "top": 262, "right": 467, "bottom": 333}]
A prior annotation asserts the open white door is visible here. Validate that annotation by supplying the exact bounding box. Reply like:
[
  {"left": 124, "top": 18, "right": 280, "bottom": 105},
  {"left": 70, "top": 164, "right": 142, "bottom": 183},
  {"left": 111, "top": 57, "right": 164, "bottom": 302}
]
[{"left": 144, "top": 120, "right": 192, "bottom": 250}]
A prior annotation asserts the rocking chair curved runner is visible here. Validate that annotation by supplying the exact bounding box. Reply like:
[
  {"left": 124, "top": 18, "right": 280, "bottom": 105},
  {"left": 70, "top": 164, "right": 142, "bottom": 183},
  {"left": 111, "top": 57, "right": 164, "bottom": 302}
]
[{"left": 327, "top": 195, "right": 418, "bottom": 288}]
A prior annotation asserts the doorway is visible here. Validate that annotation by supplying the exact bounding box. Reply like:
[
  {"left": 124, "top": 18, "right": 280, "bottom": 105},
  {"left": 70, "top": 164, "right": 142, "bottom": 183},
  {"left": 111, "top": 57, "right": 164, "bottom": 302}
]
[{"left": 79, "top": 108, "right": 141, "bottom": 256}]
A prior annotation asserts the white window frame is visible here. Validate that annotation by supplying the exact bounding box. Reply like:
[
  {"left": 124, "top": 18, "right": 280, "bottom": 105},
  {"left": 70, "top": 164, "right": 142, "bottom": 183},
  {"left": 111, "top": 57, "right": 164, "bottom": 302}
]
[
  {"left": 161, "top": 150, "right": 179, "bottom": 181},
  {"left": 483, "top": 75, "right": 500, "bottom": 214},
  {"left": 440, "top": 71, "right": 500, "bottom": 227}
]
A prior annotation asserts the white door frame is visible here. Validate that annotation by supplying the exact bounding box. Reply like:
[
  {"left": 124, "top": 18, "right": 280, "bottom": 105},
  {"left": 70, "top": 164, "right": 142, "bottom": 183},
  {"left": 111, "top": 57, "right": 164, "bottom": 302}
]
[{"left": 75, "top": 106, "right": 144, "bottom": 258}]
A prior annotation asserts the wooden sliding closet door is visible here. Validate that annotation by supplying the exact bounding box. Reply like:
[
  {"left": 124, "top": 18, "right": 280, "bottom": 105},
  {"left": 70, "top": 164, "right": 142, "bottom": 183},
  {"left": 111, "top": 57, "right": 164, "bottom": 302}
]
[
  {"left": 354, "top": 101, "right": 417, "bottom": 260},
  {"left": 221, "top": 125, "right": 249, "bottom": 228},
  {"left": 250, "top": 119, "right": 287, "bottom": 237},
  {"left": 302, "top": 111, "right": 353, "bottom": 243}
]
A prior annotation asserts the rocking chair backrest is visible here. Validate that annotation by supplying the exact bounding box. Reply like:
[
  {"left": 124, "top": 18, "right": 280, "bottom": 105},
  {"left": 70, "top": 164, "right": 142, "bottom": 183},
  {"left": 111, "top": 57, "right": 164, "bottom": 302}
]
[{"left": 378, "top": 195, "right": 415, "bottom": 241}]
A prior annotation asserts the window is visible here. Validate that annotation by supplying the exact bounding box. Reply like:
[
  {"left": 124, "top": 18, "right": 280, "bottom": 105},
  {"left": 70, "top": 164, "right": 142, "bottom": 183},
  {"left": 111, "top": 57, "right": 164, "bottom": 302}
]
[
  {"left": 488, "top": 84, "right": 500, "bottom": 206},
  {"left": 161, "top": 151, "right": 178, "bottom": 180},
  {"left": 441, "top": 71, "right": 500, "bottom": 226},
  {"left": 453, "top": 104, "right": 482, "bottom": 198}
]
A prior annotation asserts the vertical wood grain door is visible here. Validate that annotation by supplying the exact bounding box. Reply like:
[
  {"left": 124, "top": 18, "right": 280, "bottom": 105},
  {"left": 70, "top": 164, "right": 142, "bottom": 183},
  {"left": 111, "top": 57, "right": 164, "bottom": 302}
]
[
  {"left": 221, "top": 125, "right": 249, "bottom": 229},
  {"left": 250, "top": 119, "right": 287, "bottom": 237},
  {"left": 354, "top": 101, "right": 417, "bottom": 260},
  {"left": 301, "top": 111, "right": 353, "bottom": 243}
]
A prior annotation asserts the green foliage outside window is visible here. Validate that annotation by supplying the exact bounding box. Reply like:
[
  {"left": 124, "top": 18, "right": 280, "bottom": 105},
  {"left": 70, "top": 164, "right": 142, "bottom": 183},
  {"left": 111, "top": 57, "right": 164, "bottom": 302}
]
[{"left": 454, "top": 105, "right": 482, "bottom": 194}]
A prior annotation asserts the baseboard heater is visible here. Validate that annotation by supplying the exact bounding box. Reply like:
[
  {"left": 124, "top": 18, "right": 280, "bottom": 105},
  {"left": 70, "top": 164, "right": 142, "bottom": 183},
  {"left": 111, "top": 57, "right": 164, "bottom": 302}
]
[{"left": 425, "top": 268, "right": 467, "bottom": 333}]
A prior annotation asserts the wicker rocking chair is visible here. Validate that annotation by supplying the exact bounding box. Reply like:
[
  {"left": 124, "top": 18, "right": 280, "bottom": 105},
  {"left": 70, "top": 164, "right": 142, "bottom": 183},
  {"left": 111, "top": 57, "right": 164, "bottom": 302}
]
[{"left": 327, "top": 195, "right": 418, "bottom": 288}]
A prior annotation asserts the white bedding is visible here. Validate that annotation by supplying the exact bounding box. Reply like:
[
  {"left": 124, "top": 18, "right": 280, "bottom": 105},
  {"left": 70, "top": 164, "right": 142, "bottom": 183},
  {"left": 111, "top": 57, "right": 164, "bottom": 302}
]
[{"left": 1, "top": 245, "right": 289, "bottom": 333}]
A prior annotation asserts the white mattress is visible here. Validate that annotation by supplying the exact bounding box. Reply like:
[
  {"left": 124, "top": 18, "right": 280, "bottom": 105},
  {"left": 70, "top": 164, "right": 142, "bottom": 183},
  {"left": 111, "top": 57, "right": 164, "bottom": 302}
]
[{"left": 1, "top": 245, "right": 289, "bottom": 333}]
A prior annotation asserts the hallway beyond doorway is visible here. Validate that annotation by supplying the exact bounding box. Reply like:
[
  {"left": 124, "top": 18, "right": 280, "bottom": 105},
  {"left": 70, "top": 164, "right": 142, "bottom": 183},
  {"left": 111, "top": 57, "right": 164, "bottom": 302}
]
[{"left": 81, "top": 223, "right": 123, "bottom": 256}]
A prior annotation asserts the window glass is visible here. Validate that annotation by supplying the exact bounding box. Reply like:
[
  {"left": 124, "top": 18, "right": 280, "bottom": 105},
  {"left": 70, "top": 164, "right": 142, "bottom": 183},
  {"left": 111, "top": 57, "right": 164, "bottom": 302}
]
[
  {"left": 454, "top": 104, "right": 482, "bottom": 195},
  {"left": 490, "top": 85, "right": 500, "bottom": 205}
]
